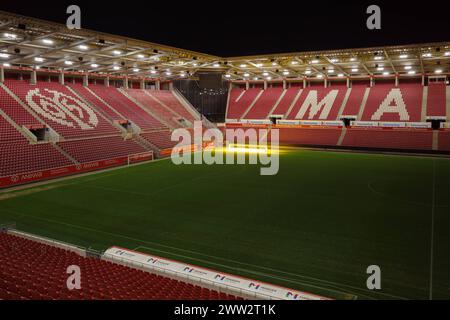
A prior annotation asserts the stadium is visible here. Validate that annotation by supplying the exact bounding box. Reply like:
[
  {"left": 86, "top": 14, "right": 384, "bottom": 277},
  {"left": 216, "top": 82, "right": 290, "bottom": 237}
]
[{"left": 0, "top": 4, "right": 449, "bottom": 305}]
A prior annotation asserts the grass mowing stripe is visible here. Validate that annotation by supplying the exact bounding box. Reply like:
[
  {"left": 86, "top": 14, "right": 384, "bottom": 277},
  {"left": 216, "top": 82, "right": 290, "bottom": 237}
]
[{"left": 429, "top": 159, "right": 436, "bottom": 300}]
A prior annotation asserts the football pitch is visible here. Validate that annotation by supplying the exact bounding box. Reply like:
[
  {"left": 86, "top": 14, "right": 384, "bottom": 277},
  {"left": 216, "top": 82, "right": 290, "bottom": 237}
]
[{"left": 1, "top": 149, "right": 449, "bottom": 300}]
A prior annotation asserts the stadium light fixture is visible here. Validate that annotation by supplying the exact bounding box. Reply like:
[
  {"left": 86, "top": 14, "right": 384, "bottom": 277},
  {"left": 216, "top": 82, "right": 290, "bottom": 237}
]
[
  {"left": 407, "top": 70, "right": 416, "bottom": 75},
  {"left": 310, "top": 60, "right": 318, "bottom": 64},
  {"left": 180, "top": 73, "right": 187, "bottom": 77},
  {"left": 422, "top": 53, "right": 432, "bottom": 58},
  {"left": 255, "top": 63, "right": 263, "bottom": 67},
  {"left": 404, "top": 66, "right": 412, "bottom": 70},
  {"left": 78, "top": 45, "right": 89, "bottom": 50},
  {"left": 42, "top": 39, "right": 54, "bottom": 45},
  {"left": 4, "top": 33, "right": 17, "bottom": 39},
  {"left": 291, "top": 61, "right": 299, "bottom": 65},
  {"left": 271, "top": 62, "right": 277, "bottom": 66},
  {"left": 383, "top": 72, "right": 390, "bottom": 76},
  {"left": 282, "top": 71, "right": 289, "bottom": 75},
  {"left": 316, "top": 74, "right": 323, "bottom": 78},
  {"left": 374, "top": 56, "right": 383, "bottom": 60},
  {"left": 399, "top": 54, "right": 408, "bottom": 59},
  {"left": 133, "top": 68, "right": 140, "bottom": 72},
  {"left": 0, "top": 53, "right": 10, "bottom": 58},
  {"left": 377, "top": 67, "right": 384, "bottom": 71},
  {"left": 35, "top": 66, "right": 40, "bottom": 70},
  {"left": 91, "top": 64, "right": 99, "bottom": 68},
  {"left": 305, "top": 70, "right": 312, "bottom": 75},
  {"left": 193, "top": 63, "right": 198, "bottom": 67},
  {"left": 337, "top": 73, "right": 344, "bottom": 77},
  {"left": 262, "top": 72, "right": 269, "bottom": 76},
  {"left": 113, "top": 66, "right": 120, "bottom": 70},
  {"left": 351, "top": 68, "right": 358, "bottom": 72},
  {"left": 349, "top": 57, "right": 357, "bottom": 62},
  {"left": 253, "top": 77, "right": 259, "bottom": 80},
  {"left": 445, "top": 52, "right": 450, "bottom": 56},
  {"left": 225, "top": 74, "right": 231, "bottom": 78},
  {"left": 112, "top": 50, "right": 122, "bottom": 55},
  {"left": 328, "top": 69, "right": 335, "bottom": 74},
  {"left": 3, "top": 63, "right": 11, "bottom": 67},
  {"left": 330, "top": 58, "right": 339, "bottom": 63},
  {"left": 165, "top": 71, "right": 172, "bottom": 76},
  {"left": 34, "top": 57, "right": 44, "bottom": 62},
  {"left": 434, "top": 69, "right": 443, "bottom": 74},
  {"left": 64, "top": 61, "right": 74, "bottom": 65},
  {"left": 240, "top": 64, "right": 247, "bottom": 68},
  {"left": 213, "top": 63, "right": 220, "bottom": 67},
  {"left": 266, "top": 76, "right": 272, "bottom": 80},
  {"left": 150, "top": 70, "right": 157, "bottom": 74},
  {"left": 243, "top": 73, "right": 250, "bottom": 77},
  {"left": 137, "top": 54, "right": 145, "bottom": 59}
]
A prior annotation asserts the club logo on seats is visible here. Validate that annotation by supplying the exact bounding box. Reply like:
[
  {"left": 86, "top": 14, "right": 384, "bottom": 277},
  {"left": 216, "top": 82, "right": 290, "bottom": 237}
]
[{"left": 26, "top": 88, "right": 99, "bottom": 130}]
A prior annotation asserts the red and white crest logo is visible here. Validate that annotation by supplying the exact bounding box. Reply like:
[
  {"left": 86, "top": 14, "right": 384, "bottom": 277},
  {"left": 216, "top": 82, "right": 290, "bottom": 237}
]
[{"left": 26, "top": 88, "right": 98, "bottom": 130}]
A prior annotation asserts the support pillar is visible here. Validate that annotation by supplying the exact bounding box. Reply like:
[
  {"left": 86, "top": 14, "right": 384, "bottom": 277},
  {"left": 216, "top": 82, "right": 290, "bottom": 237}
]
[
  {"left": 30, "top": 70, "right": 37, "bottom": 85},
  {"left": 0, "top": 67, "right": 4, "bottom": 83},
  {"left": 370, "top": 77, "right": 374, "bottom": 87},
  {"left": 245, "top": 81, "right": 249, "bottom": 90},
  {"left": 156, "top": 80, "right": 161, "bottom": 90},
  {"left": 263, "top": 80, "right": 268, "bottom": 90},
  {"left": 169, "top": 82, "right": 174, "bottom": 91},
  {"left": 105, "top": 77, "right": 110, "bottom": 87},
  {"left": 303, "top": 78, "right": 307, "bottom": 89},
  {"left": 346, "top": 77, "right": 350, "bottom": 88},
  {"left": 59, "top": 71, "right": 64, "bottom": 85},
  {"left": 123, "top": 77, "right": 129, "bottom": 89},
  {"left": 395, "top": 75, "right": 399, "bottom": 87},
  {"left": 83, "top": 74, "right": 89, "bottom": 87},
  {"left": 140, "top": 79, "right": 145, "bottom": 90},
  {"left": 282, "top": 80, "right": 287, "bottom": 90},
  {"left": 324, "top": 78, "right": 328, "bottom": 88},
  {"left": 422, "top": 75, "right": 425, "bottom": 86}
]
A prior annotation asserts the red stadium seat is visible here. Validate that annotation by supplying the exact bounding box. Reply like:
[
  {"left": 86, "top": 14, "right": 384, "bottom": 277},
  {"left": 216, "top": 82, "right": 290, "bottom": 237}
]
[{"left": 0, "top": 233, "right": 241, "bottom": 300}]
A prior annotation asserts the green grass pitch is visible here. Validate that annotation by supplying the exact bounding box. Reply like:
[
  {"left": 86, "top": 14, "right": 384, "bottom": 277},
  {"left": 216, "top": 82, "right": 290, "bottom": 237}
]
[{"left": 1, "top": 150, "right": 449, "bottom": 300}]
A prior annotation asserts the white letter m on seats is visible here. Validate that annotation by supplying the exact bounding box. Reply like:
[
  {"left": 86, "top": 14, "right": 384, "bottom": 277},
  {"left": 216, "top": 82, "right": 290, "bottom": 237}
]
[{"left": 295, "top": 90, "right": 338, "bottom": 119}]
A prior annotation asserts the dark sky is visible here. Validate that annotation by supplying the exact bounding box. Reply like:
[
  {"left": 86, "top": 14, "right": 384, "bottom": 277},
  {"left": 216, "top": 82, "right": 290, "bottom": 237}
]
[{"left": 1, "top": 0, "right": 449, "bottom": 57}]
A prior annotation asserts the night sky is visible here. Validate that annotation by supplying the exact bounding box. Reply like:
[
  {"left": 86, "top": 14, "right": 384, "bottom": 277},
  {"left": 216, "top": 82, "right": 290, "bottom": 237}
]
[{"left": 1, "top": 0, "right": 449, "bottom": 57}]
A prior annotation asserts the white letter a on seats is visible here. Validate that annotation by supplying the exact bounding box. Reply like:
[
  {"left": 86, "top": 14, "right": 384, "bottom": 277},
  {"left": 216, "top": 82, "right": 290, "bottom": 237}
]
[{"left": 371, "top": 88, "right": 410, "bottom": 121}]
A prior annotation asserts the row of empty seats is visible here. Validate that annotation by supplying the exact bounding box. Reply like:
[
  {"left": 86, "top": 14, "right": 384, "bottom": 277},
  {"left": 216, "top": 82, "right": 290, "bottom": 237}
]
[
  {"left": 148, "top": 90, "right": 196, "bottom": 122},
  {"left": 58, "top": 136, "right": 147, "bottom": 163},
  {"left": 0, "top": 233, "right": 241, "bottom": 300},
  {"left": 229, "top": 82, "right": 449, "bottom": 122},
  {"left": 125, "top": 89, "right": 182, "bottom": 128},
  {"left": 0, "top": 116, "right": 73, "bottom": 177},
  {"left": 342, "top": 128, "right": 433, "bottom": 151},
  {"left": 140, "top": 130, "right": 179, "bottom": 150},
  {"left": 87, "top": 84, "right": 166, "bottom": 131},
  {"left": 230, "top": 124, "right": 448, "bottom": 152}
]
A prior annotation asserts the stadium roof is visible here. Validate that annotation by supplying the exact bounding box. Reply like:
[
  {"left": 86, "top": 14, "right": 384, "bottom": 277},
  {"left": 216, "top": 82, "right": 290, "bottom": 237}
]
[{"left": 0, "top": 10, "right": 449, "bottom": 82}]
